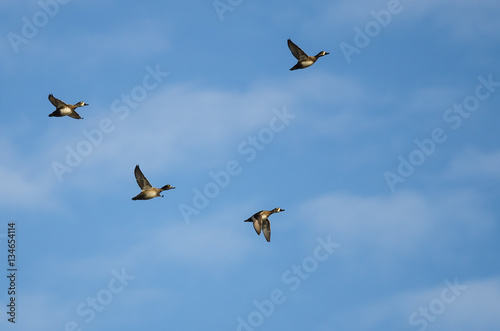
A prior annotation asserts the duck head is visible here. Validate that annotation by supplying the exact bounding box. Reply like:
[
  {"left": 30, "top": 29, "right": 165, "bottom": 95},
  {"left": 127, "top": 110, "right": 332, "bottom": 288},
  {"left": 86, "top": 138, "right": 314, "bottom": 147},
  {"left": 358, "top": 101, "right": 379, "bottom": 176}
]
[
  {"left": 161, "top": 184, "right": 175, "bottom": 191},
  {"left": 316, "top": 51, "right": 329, "bottom": 58}
]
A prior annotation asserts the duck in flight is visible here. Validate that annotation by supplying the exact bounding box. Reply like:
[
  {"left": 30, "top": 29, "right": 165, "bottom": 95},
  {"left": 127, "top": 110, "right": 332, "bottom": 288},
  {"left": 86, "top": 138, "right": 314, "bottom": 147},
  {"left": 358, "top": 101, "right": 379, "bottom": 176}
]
[
  {"left": 244, "top": 207, "right": 285, "bottom": 242},
  {"left": 132, "top": 165, "right": 175, "bottom": 200},
  {"left": 48, "top": 94, "right": 88, "bottom": 119},
  {"left": 287, "top": 39, "right": 329, "bottom": 71}
]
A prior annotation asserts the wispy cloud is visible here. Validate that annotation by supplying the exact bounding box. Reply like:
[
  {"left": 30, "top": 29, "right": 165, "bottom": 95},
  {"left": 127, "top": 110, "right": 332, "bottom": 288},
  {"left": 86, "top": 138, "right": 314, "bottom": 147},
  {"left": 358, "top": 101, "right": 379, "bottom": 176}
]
[
  {"left": 322, "top": 276, "right": 500, "bottom": 330},
  {"left": 301, "top": 189, "right": 494, "bottom": 258},
  {"left": 445, "top": 147, "right": 500, "bottom": 180},
  {"left": 44, "top": 72, "right": 369, "bottom": 187},
  {"left": 0, "top": 139, "right": 62, "bottom": 211}
]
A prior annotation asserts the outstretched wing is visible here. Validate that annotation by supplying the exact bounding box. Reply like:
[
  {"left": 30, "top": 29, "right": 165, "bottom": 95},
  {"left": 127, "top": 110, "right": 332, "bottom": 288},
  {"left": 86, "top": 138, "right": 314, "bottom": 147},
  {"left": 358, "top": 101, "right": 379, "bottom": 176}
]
[
  {"left": 67, "top": 110, "right": 83, "bottom": 119},
  {"left": 252, "top": 217, "right": 262, "bottom": 235},
  {"left": 134, "top": 165, "right": 152, "bottom": 190},
  {"left": 48, "top": 94, "right": 66, "bottom": 108},
  {"left": 287, "top": 39, "right": 308, "bottom": 61},
  {"left": 262, "top": 219, "right": 271, "bottom": 242},
  {"left": 249, "top": 211, "right": 267, "bottom": 235}
]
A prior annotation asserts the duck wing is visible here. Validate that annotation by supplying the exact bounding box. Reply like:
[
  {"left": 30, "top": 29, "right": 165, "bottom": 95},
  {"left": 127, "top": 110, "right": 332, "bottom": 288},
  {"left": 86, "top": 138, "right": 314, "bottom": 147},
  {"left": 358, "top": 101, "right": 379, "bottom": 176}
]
[
  {"left": 48, "top": 94, "right": 67, "bottom": 108},
  {"left": 67, "top": 110, "right": 83, "bottom": 119},
  {"left": 262, "top": 219, "right": 271, "bottom": 242},
  {"left": 252, "top": 217, "right": 262, "bottom": 235},
  {"left": 287, "top": 39, "right": 308, "bottom": 61},
  {"left": 134, "top": 165, "right": 153, "bottom": 190}
]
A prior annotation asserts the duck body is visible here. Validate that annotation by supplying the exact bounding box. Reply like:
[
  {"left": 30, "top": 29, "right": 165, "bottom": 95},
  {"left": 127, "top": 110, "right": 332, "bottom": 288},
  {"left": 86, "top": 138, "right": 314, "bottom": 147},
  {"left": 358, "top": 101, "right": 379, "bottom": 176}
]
[
  {"left": 50, "top": 106, "right": 73, "bottom": 117},
  {"left": 132, "top": 189, "right": 161, "bottom": 200},
  {"left": 244, "top": 207, "right": 285, "bottom": 242},
  {"left": 290, "top": 59, "right": 315, "bottom": 70},
  {"left": 48, "top": 94, "right": 88, "bottom": 119},
  {"left": 287, "top": 39, "right": 329, "bottom": 71},
  {"left": 132, "top": 165, "right": 175, "bottom": 200}
]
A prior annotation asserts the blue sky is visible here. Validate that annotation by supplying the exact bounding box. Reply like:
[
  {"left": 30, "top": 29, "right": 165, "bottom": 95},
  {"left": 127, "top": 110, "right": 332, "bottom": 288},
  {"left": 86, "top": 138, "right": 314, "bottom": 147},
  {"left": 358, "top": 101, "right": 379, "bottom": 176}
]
[{"left": 1, "top": 0, "right": 500, "bottom": 330}]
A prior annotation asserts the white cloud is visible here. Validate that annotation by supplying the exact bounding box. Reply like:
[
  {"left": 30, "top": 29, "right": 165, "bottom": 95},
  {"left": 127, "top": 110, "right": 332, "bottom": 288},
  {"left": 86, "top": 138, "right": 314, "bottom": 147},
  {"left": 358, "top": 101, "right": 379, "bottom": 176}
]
[
  {"left": 300, "top": 189, "right": 494, "bottom": 257},
  {"left": 3, "top": 292, "right": 68, "bottom": 331},
  {"left": 402, "top": 85, "right": 463, "bottom": 116},
  {"left": 73, "top": 19, "right": 171, "bottom": 65},
  {"left": 320, "top": 0, "right": 500, "bottom": 47},
  {"left": 0, "top": 139, "right": 63, "bottom": 211},
  {"left": 54, "top": 205, "right": 259, "bottom": 282},
  {"left": 428, "top": 0, "right": 500, "bottom": 42},
  {"left": 446, "top": 147, "right": 500, "bottom": 180},
  {"left": 2, "top": 16, "right": 170, "bottom": 73},
  {"left": 1, "top": 71, "right": 374, "bottom": 210},
  {"left": 43, "top": 72, "right": 374, "bottom": 189},
  {"left": 434, "top": 277, "right": 500, "bottom": 330},
  {"left": 328, "top": 276, "right": 500, "bottom": 330},
  {"left": 301, "top": 191, "right": 432, "bottom": 255}
]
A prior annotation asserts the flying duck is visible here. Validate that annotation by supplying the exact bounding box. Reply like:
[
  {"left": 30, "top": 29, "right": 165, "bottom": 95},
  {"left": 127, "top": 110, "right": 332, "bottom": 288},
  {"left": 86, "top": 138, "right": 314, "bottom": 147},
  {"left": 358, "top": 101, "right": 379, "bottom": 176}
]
[
  {"left": 132, "top": 165, "right": 175, "bottom": 200},
  {"left": 48, "top": 94, "right": 88, "bottom": 119},
  {"left": 287, "top": 39, "right": 329, "bottom": 71},
  {"left": 244, "top": 207, "right": 285, "bottom": 242}
]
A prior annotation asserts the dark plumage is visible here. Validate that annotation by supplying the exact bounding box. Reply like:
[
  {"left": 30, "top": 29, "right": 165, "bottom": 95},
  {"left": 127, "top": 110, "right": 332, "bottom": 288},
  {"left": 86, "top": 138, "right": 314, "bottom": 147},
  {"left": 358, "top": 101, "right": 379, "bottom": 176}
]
[
  {"left": 132, "top": 165, "right": 175, "bottom": 200},
  {"left": 48, "top": 94, "right": 88, "bottom": 119},
  {"left": 287, "top": 39, "right": 329, "bottom": 71},
  {"left": 244, "top": 207, "right": 285, "bottom": 242}
]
